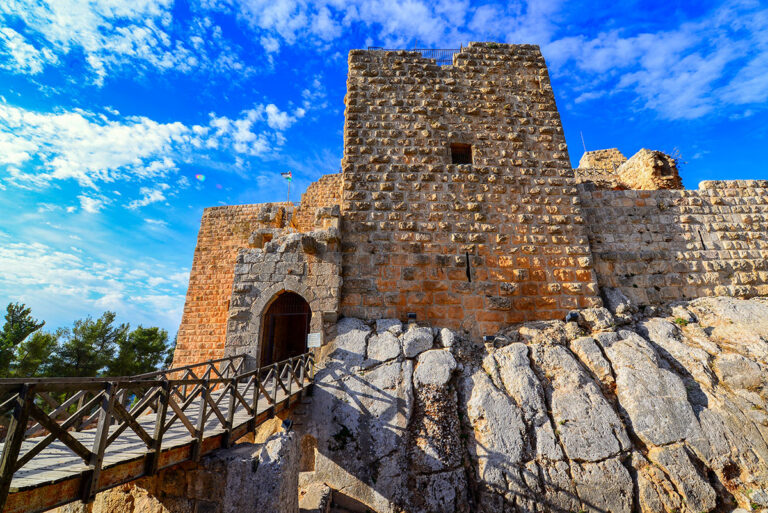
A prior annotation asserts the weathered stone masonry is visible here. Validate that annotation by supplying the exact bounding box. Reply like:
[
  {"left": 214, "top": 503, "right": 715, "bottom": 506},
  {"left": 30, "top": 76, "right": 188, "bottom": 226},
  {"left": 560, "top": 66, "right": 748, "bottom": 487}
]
[
  {"left": 339, "top": 43, "right": 602, "bottom": 336},
  {"left": 173, "top": 42, "right": 768, "bottom": 369},
  {"left": 174, "top": 204, "right": 290, "bottom": 368},
  {"left": 580, "top": 179, "right": 768, "bottom": 306}
]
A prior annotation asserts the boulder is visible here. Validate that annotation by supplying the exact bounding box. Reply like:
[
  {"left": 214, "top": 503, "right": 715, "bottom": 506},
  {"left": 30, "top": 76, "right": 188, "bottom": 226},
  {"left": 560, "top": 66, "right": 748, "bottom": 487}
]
[
  {"left": 376, "top": 318, "right": 403, "bottom": 336},
  {"left": 413, "top": 350, "right": 456, "bottom": 387},
  {"left": 365, "top": 331, "right": 401, "bottom": 366},
  {"left": 402, "top": 326, "right": 434, "bottom": 358},
  {"left": 578, "top": 307, "right": 615, "bottom": 333}
]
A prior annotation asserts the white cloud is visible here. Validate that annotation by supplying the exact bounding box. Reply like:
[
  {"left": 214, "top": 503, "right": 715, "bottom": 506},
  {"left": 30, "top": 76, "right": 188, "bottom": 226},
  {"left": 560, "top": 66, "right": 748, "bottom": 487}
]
[
  {"left": 0, "top": 1, "right": 251, "bottom": 85},
  {"left": 78, "top": 194, "right": 107, "bottom": 213},
  {"left": 0, "top": 240, "right": 189, "bottom": 331},
  {"left": 0, "top": 27, "right": 57, "bottom": 73},
  {"left": 128, "top": 183, "right": 171, "bottom": 209},
  {"left": 265, "top": 103, "right": 301, "bottom": 130},
  {"left": 0, "top": 100, "right": 301, "bottom": 190},
  {"left": 0, "top": 103, "right": 190, "bottom": 188},
  {"left": 544, "top": 1, "right": 768, "bottom": 119},
  {"left": 144, "top": 218, "right": 169, "bottom": 227}
]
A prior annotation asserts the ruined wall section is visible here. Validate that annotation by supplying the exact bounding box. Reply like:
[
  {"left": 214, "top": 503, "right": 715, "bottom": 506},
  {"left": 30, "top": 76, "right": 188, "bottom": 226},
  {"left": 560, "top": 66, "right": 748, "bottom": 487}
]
[
  {"left": 617, "top": 148, "right": 683, "bottom": 190},
  {"left": 580, "top": 180, "right": 768, "bottom": 306},
  {"left": 293, "top": 173, "right": 342, "bottom": 232},
  {"left": 577, "top": 148, "right": 627, "bottom": 173},
  {"left": 173, "top": 203, "right": 292, "bottom": 368},
  {"left": 341, "top": 43, "right": 601, "bottom": 337}
]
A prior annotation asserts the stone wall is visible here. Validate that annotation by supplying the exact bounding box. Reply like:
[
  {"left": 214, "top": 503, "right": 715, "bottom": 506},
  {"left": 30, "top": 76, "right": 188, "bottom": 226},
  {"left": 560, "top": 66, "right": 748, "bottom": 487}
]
[
  {"left": 577, "top": 148, "right": 627, "bottom": 173},
  {"left": 55, "top": 431, "right": 299, "bottom": 513},
  {"left": 173, "top": 203, "right": 292, "bottom": 368},
  {"left": 617, "top": 148, "right": 683, "bottom": 190},
  {"left": 293, "top": 173, "right": 342, "bottom": 232},
  {"left": 575, "top": 148, "right": 682, "bottom": 190},
  {"left": 340, "top": 43, "right": 602, "bottom": 338},
  {"left": 580, "top": 180, "right": 768, "bottom": 306},
  {"left": 225, "top": 206, "right": 342, "bottom": 363}
]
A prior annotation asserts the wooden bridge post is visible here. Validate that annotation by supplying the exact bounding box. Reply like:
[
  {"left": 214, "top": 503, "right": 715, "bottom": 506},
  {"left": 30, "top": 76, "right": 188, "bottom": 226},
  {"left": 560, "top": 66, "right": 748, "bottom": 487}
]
[
  {"left": 146, "top": 381, "right": 169, "bottom": 476},
  {"left": 271, "top": 363, "right": 278, "bottom": 416},
  {"left": 298, "top": 354, "right": 306, "bottom": 401},
  {"left": 0, "top": 385, "right": 32, "bottom": 512},
  {"left": 192, "top": 381, "right": 208, "bottom": 462},
  {"left": 223, "top": 378, "right": 236, "bottom": 448},
  {"left": 81, "top": 382, "right": 116, "bottom": 503},
  {"left": 249, "top": 368, "right": 260, "bottom": 432}
]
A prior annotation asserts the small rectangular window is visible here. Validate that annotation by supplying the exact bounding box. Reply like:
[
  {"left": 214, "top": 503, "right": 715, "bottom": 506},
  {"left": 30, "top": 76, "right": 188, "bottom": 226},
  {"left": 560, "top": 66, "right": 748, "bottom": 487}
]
[{"left": 451, "top": 143, "right": 472, "bottom": 165}]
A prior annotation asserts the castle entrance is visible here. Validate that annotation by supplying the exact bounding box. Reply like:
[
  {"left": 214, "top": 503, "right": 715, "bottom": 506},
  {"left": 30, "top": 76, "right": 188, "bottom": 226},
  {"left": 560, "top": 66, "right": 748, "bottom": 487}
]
[{"left": 259, "top": 292, "right": 311, "bottom": 366}]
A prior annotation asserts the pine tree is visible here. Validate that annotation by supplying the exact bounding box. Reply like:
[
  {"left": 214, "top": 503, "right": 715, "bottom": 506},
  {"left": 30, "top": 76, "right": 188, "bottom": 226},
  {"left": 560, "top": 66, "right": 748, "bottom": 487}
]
[
  {"left": 0, "top": 302, "right": 45, "bottom": 377},
  {"left": 12, "top": 330, "right": 60, "bottom": 377},
  {"left": 108, "top": 326, "right": 169, "bottom": 376},
  {"left": 48, "top": 312, "right": 128, "bottom": 377}
]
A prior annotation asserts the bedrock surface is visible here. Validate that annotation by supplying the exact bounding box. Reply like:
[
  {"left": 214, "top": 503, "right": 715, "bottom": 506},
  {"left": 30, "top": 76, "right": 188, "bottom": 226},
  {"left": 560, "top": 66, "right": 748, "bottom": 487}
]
[{"left": 300, "top": 295, "right": 768, "bottom": 513}]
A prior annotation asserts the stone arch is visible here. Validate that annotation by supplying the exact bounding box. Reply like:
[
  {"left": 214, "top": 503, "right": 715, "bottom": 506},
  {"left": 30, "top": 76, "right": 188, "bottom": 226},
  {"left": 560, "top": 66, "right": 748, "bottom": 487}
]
[{"left": 239, "top": 279, "right": 322, "bottom": 367}]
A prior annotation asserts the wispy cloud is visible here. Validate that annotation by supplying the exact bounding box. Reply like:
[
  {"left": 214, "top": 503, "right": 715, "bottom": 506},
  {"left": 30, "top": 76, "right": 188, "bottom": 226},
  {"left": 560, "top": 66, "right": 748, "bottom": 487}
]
[
  {"left": 0, "top": 240, "right": 189, "bottom": 331},
  {"left": 78, "top": 194, "right": 107, "bottom": 213},
  {"left": 0, "top": 27, "right": 57, "bottom": 74},
  {"left": 0, "top": 0, "right": 251, "bottom": 85},
  {"left": 544, "top": 1, "right": 768, "bottom": 119},
  {"left": 0, "top": 100, "right": 304, "bottom": 193},
  {"left": 128, "top": 184, "right": 170, "bottom": 209}
]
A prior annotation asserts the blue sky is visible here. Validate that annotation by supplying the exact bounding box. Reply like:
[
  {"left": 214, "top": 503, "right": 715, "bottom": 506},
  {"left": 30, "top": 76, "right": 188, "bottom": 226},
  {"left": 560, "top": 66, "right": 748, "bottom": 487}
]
[{"left": 0, "top": 0, "right": 766, "bottom": 336}]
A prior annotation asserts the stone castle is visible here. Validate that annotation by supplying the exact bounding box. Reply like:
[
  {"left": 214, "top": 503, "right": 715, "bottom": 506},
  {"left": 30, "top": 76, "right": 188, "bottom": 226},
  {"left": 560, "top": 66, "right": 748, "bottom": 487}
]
[{"left": 171, "top": 42, "right": 768, "bottom": 370}]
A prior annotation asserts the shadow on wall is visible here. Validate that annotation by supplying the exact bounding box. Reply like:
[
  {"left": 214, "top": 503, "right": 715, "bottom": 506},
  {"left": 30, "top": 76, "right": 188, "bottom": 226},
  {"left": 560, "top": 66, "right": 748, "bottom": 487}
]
[{"left": 579, "top": 182, "right": 768, "bottom": 307}]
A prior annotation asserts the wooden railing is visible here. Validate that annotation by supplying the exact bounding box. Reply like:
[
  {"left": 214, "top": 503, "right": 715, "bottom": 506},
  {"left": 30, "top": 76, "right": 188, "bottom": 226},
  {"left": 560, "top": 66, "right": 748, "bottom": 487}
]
[{"left": 0, "top": 352, "right": 314, "bottom": 512}]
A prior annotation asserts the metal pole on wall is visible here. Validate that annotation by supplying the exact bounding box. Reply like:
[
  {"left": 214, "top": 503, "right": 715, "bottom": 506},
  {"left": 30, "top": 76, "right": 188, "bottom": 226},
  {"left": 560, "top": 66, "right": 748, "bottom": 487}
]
[{"left": 281, "top": 171, "right": 292, "bottom": 203}]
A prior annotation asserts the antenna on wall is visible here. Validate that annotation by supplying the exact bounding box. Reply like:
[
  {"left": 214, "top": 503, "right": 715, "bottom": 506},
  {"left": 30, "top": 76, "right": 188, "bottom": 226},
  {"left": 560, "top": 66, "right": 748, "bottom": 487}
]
[{"left": 580, "top": 131, "right": 587, "bottom": 154}]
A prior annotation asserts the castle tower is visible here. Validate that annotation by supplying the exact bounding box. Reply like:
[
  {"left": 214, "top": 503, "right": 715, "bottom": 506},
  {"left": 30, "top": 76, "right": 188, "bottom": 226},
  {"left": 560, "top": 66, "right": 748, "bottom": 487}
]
[{"left": 338, "top": 43, "right": 602, "bottom": 335}]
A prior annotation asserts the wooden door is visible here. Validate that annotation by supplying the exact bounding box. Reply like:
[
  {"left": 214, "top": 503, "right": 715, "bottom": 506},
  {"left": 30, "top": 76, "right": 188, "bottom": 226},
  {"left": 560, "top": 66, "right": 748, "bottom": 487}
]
[{"left": 260, "top": 292, "right": 311, "bottom": 366}]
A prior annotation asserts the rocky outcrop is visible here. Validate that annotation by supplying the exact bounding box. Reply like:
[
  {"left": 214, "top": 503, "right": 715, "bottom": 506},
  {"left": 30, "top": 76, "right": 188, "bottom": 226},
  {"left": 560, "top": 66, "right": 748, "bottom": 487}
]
[{"left": 299, "top": 296, "right": 768, "bottom": 513}]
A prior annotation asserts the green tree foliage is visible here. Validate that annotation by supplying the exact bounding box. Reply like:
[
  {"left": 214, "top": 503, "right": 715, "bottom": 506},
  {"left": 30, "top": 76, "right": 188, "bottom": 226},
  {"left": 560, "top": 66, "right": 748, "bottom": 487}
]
[
  {"left": 0, "top": 303, "right": 173, "bottom": 379},
  {"left": 0, "top": 302, "right": 45, "bottom": 376},
  {"left": 108, "top": 326, "right": 169, "bottom": 376},
  {"left": 12, "top": 330, "right": 60, "bottom": 377},
  {"left": 48, "top": 312, "right": 129, "bottom": 377}
]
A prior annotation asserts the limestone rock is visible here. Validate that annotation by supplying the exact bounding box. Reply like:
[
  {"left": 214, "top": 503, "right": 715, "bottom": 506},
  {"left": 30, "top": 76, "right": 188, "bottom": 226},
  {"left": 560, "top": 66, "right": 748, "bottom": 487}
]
[
  {"left": 571, "top": 458, "right": 633, "bottom": 513},
  {"left": 438, "top": 327, "right": 456, "bottom": 348},
  {"left": 413, "top": 350, "right": 456, "bottom": 387},
  {"left": 365, "top": 331, "right": 400, "bottom": 366},
  {"left": 324, "top": 317, "right": 370, "bottom": 372},
  {"left": 648, "top": 444, "right": 716, "bottom": 513},
  {"left": 715, "top": 353, "right": 763, "bottom": 390},
  {"left": 299, "top": 481, "right": 331, "bottom": 513},
  {"left": 598, "top": 330, "right": 700, "bottom": 446},
  {"left": 402, "top": 326, "right": 434, "bottom": 358},
  {"left": 300, "top": 301, "right": 768, "bottom": 513},
  {"left": 491, "top": 343, "right": 562, "bottom": 460},
  {"left": 671, "top": 304, "right": 697, "bottom": 324},
  {"left": 376, "top": 318, "right": 403, "bottom": 336},
  {"left": 463, "top": 369, "right": 527, "bottom": 472},
  {"left": 530, "top": 343, "right": 630, "bottom": 462},
  {"left": 578, "top": 307, "right": 615, "bottom": 333},
  {"left": 602, "top": 287, "right": 637, "bottom": 318},
  {"left": 569, "top": 336, "right": 613, "bottom": 384}
]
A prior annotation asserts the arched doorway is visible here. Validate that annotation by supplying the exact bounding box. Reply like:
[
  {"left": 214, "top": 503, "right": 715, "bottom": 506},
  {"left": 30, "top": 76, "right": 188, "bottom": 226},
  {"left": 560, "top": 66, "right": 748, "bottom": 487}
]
[{"left": 259, "top": 292, "right": 311, "bottom": 366}]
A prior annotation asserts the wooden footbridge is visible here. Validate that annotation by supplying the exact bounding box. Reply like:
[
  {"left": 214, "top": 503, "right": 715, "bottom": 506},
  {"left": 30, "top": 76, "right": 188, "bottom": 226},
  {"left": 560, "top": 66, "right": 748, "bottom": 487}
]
[{"left": 0, "top": 352, "right": 314, "bottom": 513}]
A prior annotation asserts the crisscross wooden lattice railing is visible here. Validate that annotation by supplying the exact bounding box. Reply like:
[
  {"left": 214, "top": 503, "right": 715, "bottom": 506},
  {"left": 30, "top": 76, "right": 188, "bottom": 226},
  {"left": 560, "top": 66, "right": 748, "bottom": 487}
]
[{"left": 0, "top": 352, "right": 314, "bottom": 513}]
